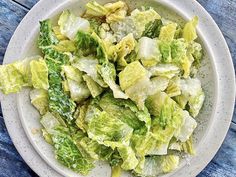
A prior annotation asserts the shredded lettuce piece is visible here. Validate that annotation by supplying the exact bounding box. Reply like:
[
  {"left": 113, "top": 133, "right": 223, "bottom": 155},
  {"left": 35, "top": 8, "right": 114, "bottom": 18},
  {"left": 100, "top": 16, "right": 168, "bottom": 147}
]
[
  {"left": 53, "top": 40, "right": 76, "bottom": 52},
  {"left": 63, "top": 65, "right": 90, "bottom": 102},
  {"left": 75, "top": 31, "right": 108, "bottom": 64},
  {"left": 137, "top": 37, "right": 161, "bottom": 67},
  {"left": 99, "top": 63, "right": 128, "bottom": 99},
  {"left": 30, "top": 58, "right": 49, "bottom": 90},
  {"left": 44, "top": 48, "right": 76, "bottom": 123},
  {"left": 58, "top": 10, "right": 90, "bottom": 40},
  {"left": 30, "top": 89, "right": 49, "bottom": 115},
  {"left": 134, "top": 155, "right": 179, "bottom": 176},
  {"left": 183, "top": 16, "right": 198, "bottom": 42},
  {"left": 85, "top": 1, "right": 108, "bottom": 17},
  {"left": 149, "top": 64, "right": 180, "bottom": 79},
  {"left": 115, "top": 33, "right": 136, "bottom": 69},
  {"left": 0, "top": 57, "right": 32, "bottom": 94},
  {"left": 118, "top": 146, "right": 139, "bottom": 170},
  {"left": 99, "top": 92, "right": 151, "bottom": 135},
  {"left": 38, "top": 20, "right": 59, "bottom": 50},
  {"left": 142, "top": 19, "right": 163, "bottom": 38},
  {"left": 87, "top": 109, "right": 133, "bottom": 149},
  {"left": 159, "top": 23, "right": 177, "bottom": 42},
  {"left": 73, "top": 57, "right": 107, "bottom": 87},
  {"left": 83, "top": 75, "right": 104, "bottom": 98}
]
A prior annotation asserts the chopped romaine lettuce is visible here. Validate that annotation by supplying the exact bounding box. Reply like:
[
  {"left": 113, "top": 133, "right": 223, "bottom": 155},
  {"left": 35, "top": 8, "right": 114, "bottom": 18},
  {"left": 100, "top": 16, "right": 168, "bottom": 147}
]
[
  {"left": 118, "top": 146, "right": 139, "bottom": 170},
  {"left": 30, "top": 89, "right": 48, "bottom": 115},
  {"left": 142, "top": 19, "right": 163, "bottom": 38},
  {"left": 137, "top": 37, "right": 161, "bottom": 67},
  {"left": 183, "top": 16, "right": 198, "bottom": 42},
  {"left": 149, "top": 64, "right": 180, "bottom": 79},
  {"left": 83, "top": 75, "right": 104, "bottom": 98},
  {"left": 87, "top": 109, "right": 133, "bottom": 149},
  {"left": 99, "top": 63, "right": 128, "bottom": 99},
  {"left": 58, "top": 10, "right": 90, "bottom": 40},
  {"left": 0, "top": 57, "right": 32, "bottom": 94},
  {"left": 30, "top": 58, "right": 49, "bottom": 90},
  {"left": 159, "top": 23, "right": 177, "bottom": 42}
]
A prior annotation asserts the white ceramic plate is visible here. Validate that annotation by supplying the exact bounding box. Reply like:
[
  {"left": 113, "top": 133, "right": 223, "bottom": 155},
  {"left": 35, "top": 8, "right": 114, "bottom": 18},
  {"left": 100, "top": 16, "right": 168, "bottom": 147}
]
[{"left": 0, "top": 0, "right": 235, "bottom": 177}]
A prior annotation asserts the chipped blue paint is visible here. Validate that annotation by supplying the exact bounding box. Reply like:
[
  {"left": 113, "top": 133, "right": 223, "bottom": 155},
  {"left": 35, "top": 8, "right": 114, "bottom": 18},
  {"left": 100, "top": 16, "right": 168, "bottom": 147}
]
[{"left": 0, "top": 0, "right": 235, "bottom": 177}]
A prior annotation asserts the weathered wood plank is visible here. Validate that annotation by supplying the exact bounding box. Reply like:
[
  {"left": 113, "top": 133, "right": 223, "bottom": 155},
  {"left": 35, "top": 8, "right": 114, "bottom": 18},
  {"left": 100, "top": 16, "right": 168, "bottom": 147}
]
[{"left": 13, "top": 0, "right": 38, "bottom": 9}]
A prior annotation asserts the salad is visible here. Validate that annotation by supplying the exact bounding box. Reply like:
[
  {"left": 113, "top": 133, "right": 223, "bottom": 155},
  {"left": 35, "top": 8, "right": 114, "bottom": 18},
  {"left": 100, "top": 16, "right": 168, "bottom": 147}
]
[{"left": 0, "top": 1, "right": 205, "bottom": 177}]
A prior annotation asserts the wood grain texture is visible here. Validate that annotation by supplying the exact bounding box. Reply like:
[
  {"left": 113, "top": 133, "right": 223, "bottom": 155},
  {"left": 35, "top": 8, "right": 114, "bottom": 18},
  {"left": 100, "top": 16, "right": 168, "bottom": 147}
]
[
  {"left": 13, "top": 0, "right": 39, "bottom": 9},
  {"left": 0, "top": 0, "right": 235, "bottom": 177}
]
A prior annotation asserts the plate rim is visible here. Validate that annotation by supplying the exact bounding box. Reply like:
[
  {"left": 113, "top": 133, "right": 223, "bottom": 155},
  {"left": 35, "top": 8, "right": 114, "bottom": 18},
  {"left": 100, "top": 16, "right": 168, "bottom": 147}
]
[{"left": 1, "top": 0, "right": 235, "bottom": 177}]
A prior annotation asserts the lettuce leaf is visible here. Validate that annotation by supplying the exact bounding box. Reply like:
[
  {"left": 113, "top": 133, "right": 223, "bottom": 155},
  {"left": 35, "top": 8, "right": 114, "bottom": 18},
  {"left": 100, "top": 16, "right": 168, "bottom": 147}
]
[
  {"left": 0, "top": 57, "right": 32, "bottom": 94},
  {"left": 73, "top": 57, "right": 107, "bottom": 87},
  {"left": 30, "top": 89, "right": 49, "bottom": 115},
  {"left": 142, "top": 19, "right": 163, "bottom": 38},
  {"left": 75, "top": 31, "right": 108, "bottom": 64},
  {"left": 99, "top": 63, "right": 128, "bottom": 99},
  {"left": 137, "top": 37, "right": 161, "bottom": 67},
  {"left": 118, "top": 146, "right": 139, "bottom": 170},
  {"left": 134, "top": 155, "right": 179, "bottom": 176},
  {"left": 115, "top": 33, "right": 136, "bottom": 69},
  {"left": 104, "top": 1, "right": 128, "bottom": 23},
  {"left": 183, "top": 16, "right": 198, "bottom": 42},
  {"left": 99, "top": 92, "right": 151, "bottom": 135},
  {"left": 85, "top": 1, "right": 108, "bottom": 17},
  {"left": 149, "top": 64, "right": 180, "bottom": 79},
  {"left": 87, "top": 109, "right": 133, "bottom": 149},
  {"left": 38, "top": 20, "right": 59, "bottom": 50},
  {"left": 53, "top": 40, "right": 76, "bottom": 52},
  {"left": 51, "top": 127, "right": 94, "bottom": 175},
  {"left": 58, "top": 10, "right": 90, "bottom": 40},
  {"left": 174, "top": 111, "right": 197, "bottom": 142},
  {"left": 159, "top": 23, "right": 177, "bottom": 42},
  {"left": 83, "top": 75, "right": 104, "bottom": 98},
  {"left": 44, "top": 49, "right": 76, "bottom": 124},
  {"left": 30, "top": 58, "right": 49, "bottom": 90},
  {"left": 63, "top": 65, "right": 90, "bottom": 102}
]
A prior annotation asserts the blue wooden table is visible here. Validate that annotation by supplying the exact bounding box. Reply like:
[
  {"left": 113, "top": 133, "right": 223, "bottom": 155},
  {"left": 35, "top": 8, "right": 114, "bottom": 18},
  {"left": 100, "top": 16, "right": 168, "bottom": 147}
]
[{"left": 0, "top": 0, "right": 235, "bottom": 177}]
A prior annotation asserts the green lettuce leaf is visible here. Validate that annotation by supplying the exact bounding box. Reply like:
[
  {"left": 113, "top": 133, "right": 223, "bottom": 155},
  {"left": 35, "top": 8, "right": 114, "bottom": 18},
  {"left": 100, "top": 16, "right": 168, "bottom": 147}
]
[
  {"left": 38, "top": 20, "right": 59, "bottom": 50},
  {"left": 149, "top": 64, "right": 180, "bottom": 79},
  {"left": 30, "top": 58, "right": 49, "bottom": 90},
  {"left": 104, "top": 1, "right": 128, "bottom": 23},
  {"left": 118, "top": 146, "right": 139, "bottom": 170},
  {"left": 87, "top": 109, "right": 133, "bottom": 149},
  {"left": 73, "top": 57, "right": 107, "bottom": 87},
  {"left": 165, "top": 77, "right": 181, "bottom": 97},
  {"left": 53, "top": 40, "right": 76, "bottom": 52},
  {"left": 175, "top": 78, "right": 205, "bottom": 117},
  {"left": 115, "top": 33, "right": 136, "bottom": 69},
  {"left": 0, "top": 57, "right": 32, "bottom": 94},
  {"left": 63, "top": 65, "right": 90, "bottom": 102},
  {"left": 58, "top": 10, "right": 90, "bottom": 40},
  {"left": 44, "top": 48, "right": 76, "bottom": 124},
  {"left": 51, "top": 127, "right": 94, "bottom": 175},
  {"left": 74, "top": 135, "right": 113, "bottom": 161},
  {"left": 183, "top": 16, "right": 198, "bottom": 42},
  {"left": 99, "top": 63, "right": 128, "bottom": 99},
  {"left": 119, "top": 61, "right": 148, "bottom": 91},
  {"left": 30, "top": 89, "right": 49, "bottom": 115},
  {"left": 174, "top": 111, "right": 197, "bottom": 142},
  {"left": 75, "top": 31, "right": 108, "bottom": 64},
  {"left": 134, "top": 155, "right": 179, "bottom": 176},
  {"left": 85, "top": 1, "right": 108, "bottom": 17},
  {"left": 159, "top": 23, "right": 177, "bottom": 42},
  {"left": 99, "top": 92, "right": 151, "bottom": 135},
  {"left": 83, "top": 75, "right": 104, "bottom": 98},
  {"left": 142, "top": 19, "right": 163, "bottom": 38},
  {"left": 137, "top": 37, "right": 161, "bottom": 67}
]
